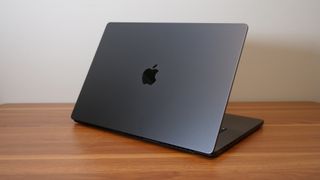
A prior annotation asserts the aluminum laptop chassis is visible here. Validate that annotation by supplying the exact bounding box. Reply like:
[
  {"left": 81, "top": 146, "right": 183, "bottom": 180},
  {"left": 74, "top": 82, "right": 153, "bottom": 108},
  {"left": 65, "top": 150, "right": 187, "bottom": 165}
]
[{"left": 71, "top": 23, "right": 264, "bottom": 157}]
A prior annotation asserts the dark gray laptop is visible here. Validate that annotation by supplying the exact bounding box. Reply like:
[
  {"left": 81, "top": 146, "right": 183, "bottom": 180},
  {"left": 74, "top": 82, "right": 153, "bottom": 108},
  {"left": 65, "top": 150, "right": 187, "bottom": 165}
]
[{"left": 71, "top": 22, "right": 263, "bottom": 157}]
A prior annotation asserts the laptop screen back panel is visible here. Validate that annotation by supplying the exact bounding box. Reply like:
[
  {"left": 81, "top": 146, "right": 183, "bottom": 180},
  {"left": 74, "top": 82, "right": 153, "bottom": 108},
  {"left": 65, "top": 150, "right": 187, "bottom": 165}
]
[{"left": 72, "top": 23, "right": 248, "bottom": 155}]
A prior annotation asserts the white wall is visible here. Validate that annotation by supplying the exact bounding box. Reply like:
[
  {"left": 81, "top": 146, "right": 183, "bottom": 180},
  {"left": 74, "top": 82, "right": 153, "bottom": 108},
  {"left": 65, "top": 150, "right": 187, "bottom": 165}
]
[{"left": 1, "top": 0, "right": 319, "bottom": 103}]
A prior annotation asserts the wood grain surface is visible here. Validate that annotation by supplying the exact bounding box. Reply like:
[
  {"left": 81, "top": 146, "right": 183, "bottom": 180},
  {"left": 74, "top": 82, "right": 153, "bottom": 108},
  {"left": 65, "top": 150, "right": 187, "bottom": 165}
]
[{"left": 0, "top": 102, "right": 319, "bottom": 179}]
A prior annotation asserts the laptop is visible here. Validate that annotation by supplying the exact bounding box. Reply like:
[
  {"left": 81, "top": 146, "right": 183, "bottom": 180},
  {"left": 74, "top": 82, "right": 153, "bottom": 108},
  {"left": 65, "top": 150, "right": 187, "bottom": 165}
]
[{"left": 71, "top": 22, "right": 264, "bottom": 157}]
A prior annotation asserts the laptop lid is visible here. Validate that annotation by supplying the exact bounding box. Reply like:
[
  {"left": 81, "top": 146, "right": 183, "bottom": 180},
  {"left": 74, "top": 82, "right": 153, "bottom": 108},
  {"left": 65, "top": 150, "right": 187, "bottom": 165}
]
[{"left": 72, "top": 22, "right": 248, "bottom": 155}]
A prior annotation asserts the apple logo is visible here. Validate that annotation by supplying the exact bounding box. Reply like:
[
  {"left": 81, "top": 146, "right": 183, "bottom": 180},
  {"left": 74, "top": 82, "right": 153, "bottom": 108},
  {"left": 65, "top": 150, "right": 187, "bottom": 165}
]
[{"left": 142, "top": 64, "right": 158, "bottom": 85}]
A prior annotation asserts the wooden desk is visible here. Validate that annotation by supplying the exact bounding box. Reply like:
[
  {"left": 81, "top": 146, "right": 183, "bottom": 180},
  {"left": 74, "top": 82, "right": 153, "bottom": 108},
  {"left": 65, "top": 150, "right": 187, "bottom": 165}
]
[{"left": 0, "top": 102, "right": 319, "bottom": 179}]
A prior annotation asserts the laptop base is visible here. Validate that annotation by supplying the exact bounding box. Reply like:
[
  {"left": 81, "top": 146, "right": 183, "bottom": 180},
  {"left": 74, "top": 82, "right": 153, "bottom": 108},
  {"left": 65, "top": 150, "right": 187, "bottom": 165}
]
[{"left": 211, "top": 114, "right": 264, "bottom": 157}]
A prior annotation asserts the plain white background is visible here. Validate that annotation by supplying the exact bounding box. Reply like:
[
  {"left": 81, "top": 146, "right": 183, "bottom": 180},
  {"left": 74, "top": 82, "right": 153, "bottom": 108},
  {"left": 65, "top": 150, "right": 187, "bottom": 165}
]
[{"left": 0, "top": 0, "right": 319, "bottom": 104}]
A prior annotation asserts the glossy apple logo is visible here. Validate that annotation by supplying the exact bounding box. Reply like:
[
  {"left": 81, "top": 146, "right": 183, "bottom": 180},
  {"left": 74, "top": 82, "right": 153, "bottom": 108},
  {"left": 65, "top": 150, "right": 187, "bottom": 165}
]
[{"left": 142, "top": 64, "right": 158, "bottom": 85}]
